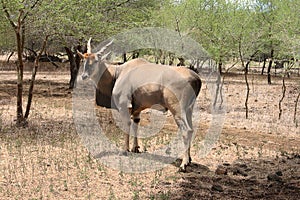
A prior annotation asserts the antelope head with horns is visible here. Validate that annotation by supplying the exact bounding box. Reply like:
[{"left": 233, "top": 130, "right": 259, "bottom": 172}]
[{"left": 77, "top": 38, "right": 113, "bottom": 81}]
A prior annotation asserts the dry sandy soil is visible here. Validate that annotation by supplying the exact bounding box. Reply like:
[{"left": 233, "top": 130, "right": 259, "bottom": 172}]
[{"left": 0, "top": 62, "right": 300, "bottom": 199}]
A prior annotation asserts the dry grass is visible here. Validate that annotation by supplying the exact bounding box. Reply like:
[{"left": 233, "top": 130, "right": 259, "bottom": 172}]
[{"left": 0, "top": 64, "right": 300, "bottom": 199}]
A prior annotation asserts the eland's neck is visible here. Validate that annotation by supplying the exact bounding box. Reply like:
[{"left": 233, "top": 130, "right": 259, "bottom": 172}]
[{"left": 90, "top": 62, "right": 112, "bottom": 84}]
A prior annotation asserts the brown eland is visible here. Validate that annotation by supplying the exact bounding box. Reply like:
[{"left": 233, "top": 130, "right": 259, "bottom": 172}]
[{"left": 78, "top": 38, "right": 202, "bottom": 172}]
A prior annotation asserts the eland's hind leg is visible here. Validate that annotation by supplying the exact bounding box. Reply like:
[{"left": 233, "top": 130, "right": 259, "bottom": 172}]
[
  {"left": 164, "top": 91, "right": 194, "bottom": 171},
  {"left": 186, "top": 107, "right": 194, "bottom": 164},
  {"left": 172, "top": 109, "right": 194, "bottom": 172}
]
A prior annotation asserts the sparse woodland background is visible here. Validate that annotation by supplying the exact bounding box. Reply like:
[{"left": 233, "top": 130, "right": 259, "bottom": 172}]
[{"left": 0, "top": 0, "right": 300, "bottom": 199}]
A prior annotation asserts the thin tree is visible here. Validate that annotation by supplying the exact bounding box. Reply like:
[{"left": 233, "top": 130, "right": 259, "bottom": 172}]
[
  {"left": 24, "top": 35, "right": 49, "bottom": 119},
  {"left": 1, "top": 0, "right": 41, "bottom": 126},
  {"left": 238, "top": 38, "right": 250, "bottom": 119},
  {"left": 278, "top": 69, "right": 288, "bottom": 120},
  {"left": 294, "top": 92, "right": 300, "bottom": 127}
]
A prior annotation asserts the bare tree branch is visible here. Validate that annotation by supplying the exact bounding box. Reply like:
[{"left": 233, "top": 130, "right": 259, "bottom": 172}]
[
  {"left": 104, "top": 0, "right": 131, "bottom": 13},
  {"left": 22, "top": 0, "right": 41, "bottom": 22}
]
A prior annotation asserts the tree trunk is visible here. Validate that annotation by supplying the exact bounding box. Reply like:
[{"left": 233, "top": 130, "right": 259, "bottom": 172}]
[
  {"left": 261, "top": 58, "right": 266, "bottom": 75},
  {"left": 278, "top": 76, "right": 286, "bottom": 120},
  {"left": 267, "top": 23, "right": 274, "bottom": 84},
  {"left": 267, "top": 49, "right": 274, "bottom": 85},
  {"left": 244, "top": 61, "right": 251, "bottom": 119},
  {"left": 132, "top": 51, "right": 139, "bottom": 59},
  {"left": 65, "top": 45, "right": 86, "bottom": 89},
  {"left": 294, "top": 92, "right": 300, "bottom": 127},
  {"left": 24, "top": 35, "right": 49, "bottom": 119},
  {"left": 238, "top": 39, "right": 252, "bottom": 119},
  {"left": 15, "top": 21, "right": 25, "bottom": 126},
  {"left": 218, "top": 60, "right": 223, "bottom": 74},
  {"left": 65, "top": 47, "right": 76, "bottom": 89},
  {"left": 123, "top": 53, "right": 127, "bottom": 63},
  {"left": 2, "top": 1, "right": 41, "bottom": 126}
]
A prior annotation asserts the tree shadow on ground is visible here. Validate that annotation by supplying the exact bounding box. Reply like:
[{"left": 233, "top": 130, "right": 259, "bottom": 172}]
[
  {"left": 169, "top": 155, "right": 300, "bottom": 199},
  {"left": 0, "top": 79, "right": 71, "bottom": 103}
]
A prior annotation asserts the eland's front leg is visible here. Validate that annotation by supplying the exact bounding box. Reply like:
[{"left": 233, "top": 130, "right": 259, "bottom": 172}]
[
  {"left": 131, "top": 114, "right": 140, "bottom": 153},
  {"left": 117, "top": 108, "right": 131, "bottom": 152},
  {"left": 123, "top": 120, "right": 131, "bottom": 152}
]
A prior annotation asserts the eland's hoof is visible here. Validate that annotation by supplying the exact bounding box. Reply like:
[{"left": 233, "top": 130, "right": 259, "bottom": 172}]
[
  {"left": 178, "top": 165, "right": 187, "bottom": 173},
  {"left": 131, "top": 146, "right": 140, "bottom": 153}
]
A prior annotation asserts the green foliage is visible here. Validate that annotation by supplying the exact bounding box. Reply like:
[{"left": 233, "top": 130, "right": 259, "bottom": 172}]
[
  {"left": 0, "top": 0, "right": 162, "bottom": 52},
  {"left": 152, "top": 0, "right": 300, "bottom": 65},
  {"left": 0, "top": 0, "right": 31, "bottom": 51},
  {"left": 0, "top": 0, "right": 299, "bottom": 63},
  {"left": 0, "top": 18, "right": 14, "bottom": 52}
]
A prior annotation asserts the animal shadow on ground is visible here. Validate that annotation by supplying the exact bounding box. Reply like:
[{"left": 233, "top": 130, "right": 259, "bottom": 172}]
[{"left": 170, "top": 155, "right": 300, "bottom": 199}]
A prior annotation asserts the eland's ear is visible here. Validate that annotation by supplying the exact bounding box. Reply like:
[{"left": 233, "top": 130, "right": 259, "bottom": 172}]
[
  {"left": 94, "top": 54, "right": 99, "bottom": 61},
  {"left": 77, "top": 50, "right": 85, "bottom": 59}
]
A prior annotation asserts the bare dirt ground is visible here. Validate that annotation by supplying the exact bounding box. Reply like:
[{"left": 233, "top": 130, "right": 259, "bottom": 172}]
[{"left": 0, "top": 63, "right": 300, "bottom": 199}]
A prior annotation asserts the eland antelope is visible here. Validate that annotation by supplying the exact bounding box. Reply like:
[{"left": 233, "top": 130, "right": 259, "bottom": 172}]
[{"left": 78, "top": 39, "right": 202, "bottom": 171}]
